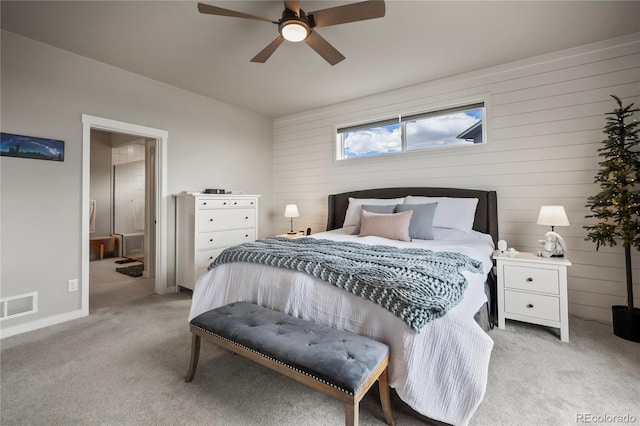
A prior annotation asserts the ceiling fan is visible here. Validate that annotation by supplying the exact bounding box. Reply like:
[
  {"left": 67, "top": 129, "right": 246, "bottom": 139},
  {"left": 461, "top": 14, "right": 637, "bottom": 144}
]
[{"left": 197, "top": 0, "right": 385, "bottom": 65}]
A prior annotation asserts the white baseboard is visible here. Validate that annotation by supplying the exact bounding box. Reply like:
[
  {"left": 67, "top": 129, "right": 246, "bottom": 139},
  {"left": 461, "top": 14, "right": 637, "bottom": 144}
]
[
  {"left": 154, "top": 285, "right": 178, "bottom": 295},
  {"left": 0, "top": 309, "right": 83, "bottom": 339}
]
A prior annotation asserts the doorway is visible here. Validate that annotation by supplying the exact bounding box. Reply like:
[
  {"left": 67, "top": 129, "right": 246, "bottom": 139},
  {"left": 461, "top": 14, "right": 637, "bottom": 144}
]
[
  {"left": 81, "top": 115, "right": 170, "bottom": 317},
  {"left": 89, "top": 131, "right": 151, "bottom": 311}
]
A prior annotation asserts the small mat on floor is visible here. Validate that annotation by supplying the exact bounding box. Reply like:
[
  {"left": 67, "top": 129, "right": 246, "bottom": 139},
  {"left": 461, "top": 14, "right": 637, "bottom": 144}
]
[
  {"left": 116, "top": 264, "right": 143, "bottom": 278},
  {"left": 115, "top": 258, "right": 138, "bottom": 265}
]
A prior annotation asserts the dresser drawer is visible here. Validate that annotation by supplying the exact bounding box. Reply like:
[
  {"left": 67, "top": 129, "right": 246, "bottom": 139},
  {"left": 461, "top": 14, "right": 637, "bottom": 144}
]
[
  {"left": 198, "top": 198, "right": 233, "bottom": 209},
  {"left": 504, "top": 290, "right": 560, "bottom": 322},
  {"left": 228, "top": 199, "right": 257, "bottom": 208},
  {"left": 198, "top": 228, "right": 255, "bottom": 249},
  {"left": 503, "top": 265, "right": 559, "bottom": 295},
  {"left": 197, "top": 248, "right": 225, "bottom": 268},
  {"left": 199, "top": 209, "right": 256, "bottom": 232},
  {"left": 198, "top": 198, "right": 257, "bottom": 209}
]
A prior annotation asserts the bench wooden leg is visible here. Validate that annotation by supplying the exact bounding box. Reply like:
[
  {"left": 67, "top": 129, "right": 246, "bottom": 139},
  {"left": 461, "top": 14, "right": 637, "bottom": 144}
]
[
  {"left": 378, "top": 368, "right": 395, "bottom": 426},
  {"left": 185, "top": 334, "right": 201, "bottom": 383},
  {"left": 345, "top": 400, "right": 358, "bottom": 426}
]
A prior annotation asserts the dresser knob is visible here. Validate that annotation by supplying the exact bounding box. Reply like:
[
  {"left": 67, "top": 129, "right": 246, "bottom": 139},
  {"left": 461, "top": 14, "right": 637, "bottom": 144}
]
[
  {"left": 527, "top": 303, "right": 534, "bottom": 308},
  {"left": 209, "top": 239, "right": 213, "bottom": 242},
  {"left": 234, "top": 202, "right": 238, "bottom": 205},
  {"left": 526, "top": 277, "right": 533, "bottom": 282},
  {"left": 245, "top": 234, "right": 249, "bottom": 238},
  {"left": 209, "top": 219, "right": 213, "bottom": 222},
  {"left": 223, "top": 202, "right": 227, "bottom": 205},
  {"left": 245, "top": 216, "right": 249, "bottom": 219},
  {"left": 203, "top": 202, "right": 207, "bottom": 205}
]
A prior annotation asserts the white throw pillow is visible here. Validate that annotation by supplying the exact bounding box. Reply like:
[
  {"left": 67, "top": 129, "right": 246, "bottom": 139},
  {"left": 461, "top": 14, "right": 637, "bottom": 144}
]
[
  {"left": 343, "top": 197, "right": 405, "bottom": 227},
  {"left": 404, "top": 196, "right": 479, "bottom": 233}
]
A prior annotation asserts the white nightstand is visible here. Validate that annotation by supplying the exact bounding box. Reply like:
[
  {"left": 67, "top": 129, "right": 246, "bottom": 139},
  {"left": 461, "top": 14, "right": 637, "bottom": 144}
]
[{"left": 493, "top": 251, "right": 571, "bottom": 342}]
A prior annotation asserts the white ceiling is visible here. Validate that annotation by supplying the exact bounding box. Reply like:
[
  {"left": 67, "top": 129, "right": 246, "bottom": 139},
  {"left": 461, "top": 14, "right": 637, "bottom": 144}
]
[{"left": 2, "top": 1, "right": 639, "bottom": 118}]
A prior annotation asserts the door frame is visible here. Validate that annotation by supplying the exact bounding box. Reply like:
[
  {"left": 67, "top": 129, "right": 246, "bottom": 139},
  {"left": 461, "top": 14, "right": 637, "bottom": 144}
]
[{"left": 81, "top": 114, "right": 171, "bottom": 317}]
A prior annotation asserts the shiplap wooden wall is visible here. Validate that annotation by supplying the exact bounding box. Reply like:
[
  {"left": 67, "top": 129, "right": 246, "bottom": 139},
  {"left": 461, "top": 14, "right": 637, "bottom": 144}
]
[{"left": 272, "top": 34, "right": 640, "bottom": 325}]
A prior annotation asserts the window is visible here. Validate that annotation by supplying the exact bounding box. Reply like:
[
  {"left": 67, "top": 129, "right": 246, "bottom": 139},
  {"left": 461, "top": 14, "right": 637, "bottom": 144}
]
[
  {"left": 336, "top": 102, "right": 485, "bottom": 160},
  {"left": 337, "top": 117, "right": 402, "bottom": 159}
]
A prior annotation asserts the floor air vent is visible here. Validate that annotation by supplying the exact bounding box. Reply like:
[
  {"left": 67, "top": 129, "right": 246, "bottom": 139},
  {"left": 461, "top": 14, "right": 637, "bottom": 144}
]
[{"left": 0, "top": 292, "right": 38, "bottom": 321}]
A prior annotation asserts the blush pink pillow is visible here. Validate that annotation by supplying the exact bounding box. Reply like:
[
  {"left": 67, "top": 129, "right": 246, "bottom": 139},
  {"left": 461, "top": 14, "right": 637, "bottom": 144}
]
[{"left": 358, "top": 210, "right": 413, "bottom": 242}]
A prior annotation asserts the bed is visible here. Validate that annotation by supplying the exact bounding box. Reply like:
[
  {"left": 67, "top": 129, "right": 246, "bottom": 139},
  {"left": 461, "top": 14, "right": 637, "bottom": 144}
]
[{"left": 188, "top": 187, "right": 498, "bottom": 426}]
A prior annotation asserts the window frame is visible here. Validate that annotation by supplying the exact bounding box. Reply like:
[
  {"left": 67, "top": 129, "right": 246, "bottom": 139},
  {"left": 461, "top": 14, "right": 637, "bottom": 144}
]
[{"left": 335, "top": 98, "right": 488, "bottom": 161}]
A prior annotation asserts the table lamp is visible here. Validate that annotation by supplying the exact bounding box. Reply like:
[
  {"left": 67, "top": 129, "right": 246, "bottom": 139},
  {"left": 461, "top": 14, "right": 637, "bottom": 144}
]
[
  {"left": 536, "top": 205, "right": 569, "bottom": 257},
  {"left": 284, "top": 204, "right": 299, "bottom": 235},
  {"left": 537, "top": 206, "right": 570, "bottom": 231}
]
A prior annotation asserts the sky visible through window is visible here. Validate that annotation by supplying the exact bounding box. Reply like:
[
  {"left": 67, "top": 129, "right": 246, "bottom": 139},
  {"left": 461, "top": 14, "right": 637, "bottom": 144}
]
[
  {"left": 344, "top": 123, "right": 402, "bottom": 158},
  {"left": 343, "top": 108, "right": 483, "bottom": 158}
]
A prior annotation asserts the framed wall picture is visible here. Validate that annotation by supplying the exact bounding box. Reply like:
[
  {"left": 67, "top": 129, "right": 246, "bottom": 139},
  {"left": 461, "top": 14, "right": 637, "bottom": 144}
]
[{"left": 1, "top": 132, "right": 65, "bottom": 162}]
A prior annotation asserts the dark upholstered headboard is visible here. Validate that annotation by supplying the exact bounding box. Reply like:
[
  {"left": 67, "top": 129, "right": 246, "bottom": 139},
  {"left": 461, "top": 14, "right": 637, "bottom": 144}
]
[{"left": 326, "top": 187, "right": 499, "bottom": 245}]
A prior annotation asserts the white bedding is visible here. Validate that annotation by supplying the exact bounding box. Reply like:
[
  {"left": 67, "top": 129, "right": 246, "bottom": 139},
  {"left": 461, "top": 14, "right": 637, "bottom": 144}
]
[{"left": 188, "top": 227, "right": 495, "bottom": 426}]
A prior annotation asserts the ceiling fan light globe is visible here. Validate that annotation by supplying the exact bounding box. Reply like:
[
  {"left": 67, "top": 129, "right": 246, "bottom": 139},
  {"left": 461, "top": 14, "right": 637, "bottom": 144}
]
[{"left": 281, "top": 21, "right": 309, "bottom": 42}]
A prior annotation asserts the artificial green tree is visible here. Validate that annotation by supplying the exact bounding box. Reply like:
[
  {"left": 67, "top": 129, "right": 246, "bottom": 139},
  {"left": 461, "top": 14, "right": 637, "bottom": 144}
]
[{"left": 584, "top": 95, "right": 639, "bottom": 340}]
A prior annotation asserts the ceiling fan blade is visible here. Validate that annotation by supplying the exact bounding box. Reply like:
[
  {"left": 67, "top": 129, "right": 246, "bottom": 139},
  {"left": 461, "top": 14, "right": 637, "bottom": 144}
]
[
  {"left": 197, "top": 3, "right": 273, "bottom": 23},
  {"left": 283, "top": 0, "right": 300, "bottom": 16},
  {"left": 309, "top": 0, "right": 385, "bottom": 28},
  {"left": 251, "top": 36, "right": 285, "bottom": 63},
  {"left": 304, "top": 31, "right": 345, "bottom": 65}
]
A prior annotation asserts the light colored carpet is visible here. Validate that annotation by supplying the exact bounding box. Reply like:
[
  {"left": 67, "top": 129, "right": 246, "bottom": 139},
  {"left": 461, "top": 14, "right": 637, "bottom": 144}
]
[{"left": 1, "top": 292, "right": 638, "bottom": 426}]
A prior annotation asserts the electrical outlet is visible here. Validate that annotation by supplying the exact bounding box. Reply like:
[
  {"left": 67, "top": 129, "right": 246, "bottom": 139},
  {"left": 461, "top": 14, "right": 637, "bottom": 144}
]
[{"left": 67, "top": 279, "right": 79, "bottom": 292}]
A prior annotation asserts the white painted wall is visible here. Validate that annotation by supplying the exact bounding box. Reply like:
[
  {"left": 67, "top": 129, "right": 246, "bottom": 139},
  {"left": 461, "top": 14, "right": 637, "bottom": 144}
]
[
  {"left": 273, "top": 34, "right": 640, "bottom": 325},
  {"left": 0, "top": 31, "right": 273, "bottom": 336}
]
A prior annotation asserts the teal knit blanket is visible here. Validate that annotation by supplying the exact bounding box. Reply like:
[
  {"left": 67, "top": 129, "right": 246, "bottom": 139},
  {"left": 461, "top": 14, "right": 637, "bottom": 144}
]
[{"left": 209, "top": 237, "right": 483, "bottom": 331}]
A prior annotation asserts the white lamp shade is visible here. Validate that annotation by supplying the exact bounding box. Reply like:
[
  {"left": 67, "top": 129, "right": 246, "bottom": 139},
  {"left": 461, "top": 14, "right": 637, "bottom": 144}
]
[
  {"left": 284, "top": 204, "right": 299, "bottom": 218},
  {"left": 537, "top": 205, "right": 570, "bottom": 227}
]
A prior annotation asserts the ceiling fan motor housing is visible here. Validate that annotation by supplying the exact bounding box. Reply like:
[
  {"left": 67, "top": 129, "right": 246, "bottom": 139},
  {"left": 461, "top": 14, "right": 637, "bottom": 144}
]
[{"left": 279, "top": 8, "right": 311, "bottom": 41}]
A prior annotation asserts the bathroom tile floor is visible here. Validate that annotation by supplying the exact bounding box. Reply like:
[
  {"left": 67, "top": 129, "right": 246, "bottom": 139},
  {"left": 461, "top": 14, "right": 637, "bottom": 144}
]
[{"left": 89, "top": 257, "right": 154, "bottom": 312}]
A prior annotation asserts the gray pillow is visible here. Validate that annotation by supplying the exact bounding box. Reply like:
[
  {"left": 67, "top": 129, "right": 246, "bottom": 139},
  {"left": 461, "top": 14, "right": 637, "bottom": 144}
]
[
  {"left": 351, "top": 204, "right": 397, "bottom": 234},
  {"left": 395, "top": 203, "right": 438, "bottom": 240}
]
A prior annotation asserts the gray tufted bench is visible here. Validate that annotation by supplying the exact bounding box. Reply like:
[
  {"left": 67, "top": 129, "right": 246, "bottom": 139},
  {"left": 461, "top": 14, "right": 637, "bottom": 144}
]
[{"left": 185, "top": 302, "right": 395, "bottom": 426}]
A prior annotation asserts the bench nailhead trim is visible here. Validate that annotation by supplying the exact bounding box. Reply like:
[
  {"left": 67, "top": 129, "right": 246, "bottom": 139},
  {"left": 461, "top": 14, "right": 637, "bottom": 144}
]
[{"left": 193, "top": 324, "right": 387, "bottom": 396}]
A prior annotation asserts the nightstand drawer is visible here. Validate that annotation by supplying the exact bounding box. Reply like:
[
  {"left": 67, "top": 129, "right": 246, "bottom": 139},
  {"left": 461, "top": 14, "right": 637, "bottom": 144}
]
[
  {"left": 503, "top": 265, "right": 559, "bottom": 295},
  {"left": 504, "top": 290, "right": 560, "bottom": 322}
]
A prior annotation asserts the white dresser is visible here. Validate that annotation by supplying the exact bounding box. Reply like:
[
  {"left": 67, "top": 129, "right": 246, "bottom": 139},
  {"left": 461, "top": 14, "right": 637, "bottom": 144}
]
[{"left": 175, "top": 194, "right": 260, "bottom": 290}]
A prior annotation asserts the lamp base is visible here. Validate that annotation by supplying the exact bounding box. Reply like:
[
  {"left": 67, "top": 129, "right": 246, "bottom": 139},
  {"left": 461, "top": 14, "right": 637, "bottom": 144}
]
[
  {"left": 287, "top": 231, "right": 297, "bottom": 235},
  {"left": 537, "top": 251, "right": 566, "bottom": 258}
]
